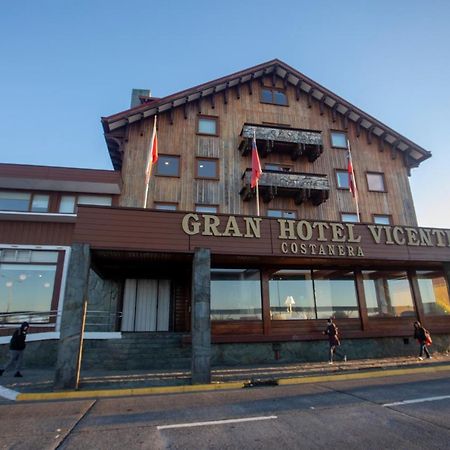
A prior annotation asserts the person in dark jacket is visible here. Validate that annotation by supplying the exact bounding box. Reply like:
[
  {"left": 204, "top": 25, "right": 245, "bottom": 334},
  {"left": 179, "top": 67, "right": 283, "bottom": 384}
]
[
  {"left": 0, "top": 321, "right": 29, "bottom": 377},
  {"left": 413, "top": 321, "right": 432, "bottom": 360},
  {"left": 324, "top": 318, "right": 346, "bottom": 364}
]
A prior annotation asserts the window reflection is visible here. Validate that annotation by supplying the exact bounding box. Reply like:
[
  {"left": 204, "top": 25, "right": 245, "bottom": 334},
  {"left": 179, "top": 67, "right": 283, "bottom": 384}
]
[
  {"left": 363, "top": 270, "right": 416, "bottom": 318},
  {"left": 417, "top": 270, "right": 450, "bottom": 316},
  {"left": 211, "top": 269, "right": 262, "bottom": 320}
]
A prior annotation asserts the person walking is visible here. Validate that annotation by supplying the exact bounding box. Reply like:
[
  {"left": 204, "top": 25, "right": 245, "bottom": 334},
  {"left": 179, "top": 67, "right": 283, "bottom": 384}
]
[
  {"left": 0, "top": 321, "right": 29, "bottom": 377},
  {"left": 413, "top": 321, "right": 432, "bottom": 360},
  {"left": 324, "top": 318, "right": 346, "bottom": 364}
]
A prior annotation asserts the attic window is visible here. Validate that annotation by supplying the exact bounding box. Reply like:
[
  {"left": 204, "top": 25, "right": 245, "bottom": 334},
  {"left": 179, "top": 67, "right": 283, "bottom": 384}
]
[
  {"left": 261, "top": 88, "right": 288, "bottom": 106},
  {"left": 330, "top": 131, "right": 348, "bottom": 149},
  {"left": 197, "top": 116, "right": 218, "bottom": 136}
]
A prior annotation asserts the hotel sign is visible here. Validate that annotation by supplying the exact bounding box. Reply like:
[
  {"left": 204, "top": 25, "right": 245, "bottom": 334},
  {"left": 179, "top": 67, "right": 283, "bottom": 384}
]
[{"left": 182, "top": 213, "right": 450, "bottom": 260}]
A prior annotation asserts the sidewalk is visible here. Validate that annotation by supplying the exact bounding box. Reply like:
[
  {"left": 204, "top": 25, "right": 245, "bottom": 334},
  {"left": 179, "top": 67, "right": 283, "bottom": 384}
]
[{"left": 1, "top": 353, "right": 449, "bottom": 399}]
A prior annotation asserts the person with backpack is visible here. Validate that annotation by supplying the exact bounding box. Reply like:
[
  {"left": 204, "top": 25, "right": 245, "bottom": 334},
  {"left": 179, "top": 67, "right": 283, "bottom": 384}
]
[
  {"left": 413, "top": 321, "right": 432, "bottom": 360},
  {"left": 0, "top": 321, "right": 29, "bottom": 377},
  {"left": 324, "top": 318, "right": 346, "bottom": 364}
]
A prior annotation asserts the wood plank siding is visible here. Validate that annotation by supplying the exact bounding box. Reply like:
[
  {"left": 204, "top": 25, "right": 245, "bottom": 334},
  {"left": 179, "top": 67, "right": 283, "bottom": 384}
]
[
  {"left": 118, "top": 76, "right": 417, "bottom": 226},
  {"left": 0, "top": 220, "right": 74, "bottom": 245}
]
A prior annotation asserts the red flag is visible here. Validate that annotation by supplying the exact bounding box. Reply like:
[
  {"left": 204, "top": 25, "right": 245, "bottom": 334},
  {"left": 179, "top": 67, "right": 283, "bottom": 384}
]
[
  {"left": 251, "top": 135, "right": 262, "bottom": 189},
  {"left": 347, "top": 148, "right": 357, "bottom": 198},
  {"left": 145, "top": 116, "right": 158, "bottom": 185}
]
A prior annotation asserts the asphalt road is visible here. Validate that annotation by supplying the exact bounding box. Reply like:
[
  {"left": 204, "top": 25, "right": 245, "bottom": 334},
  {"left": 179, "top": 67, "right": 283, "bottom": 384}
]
[{"left": 1, "top": 370, "right": 449, "bottom": 450}]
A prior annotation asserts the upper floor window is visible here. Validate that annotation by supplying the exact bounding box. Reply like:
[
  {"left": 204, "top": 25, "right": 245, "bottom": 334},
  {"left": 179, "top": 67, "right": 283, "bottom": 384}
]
[
  {"left": 265, "top": 163, "right": 292, "bottom": 172},
  {"left": 0, "top": 191, "right": 49, "bottom": 213},
  {"left": 196, "top": 158, "right": 219, "bottom": 179},
  {"left": 366, "top": 172, "right": 386, "bottom": 192},
  {"left": 261, "top": 88, "right": 288, "bottom": 106},
  {"left": 267, "top": 209, "right": 297, "bottom": 219},
  {"left": 373, "top": 214, "right": 391, "bottom": 225},
  {"left": 341, "top": 212, "right": 359, "bottom": 223},
  {"left": 197, "top": 116, "right": 218, "bottom": 136},
  {"left": 336, "top": 170, "right": 350, "bottom": 189},
  {"left": 59, "top": 194, "right": 112, "bottom": 213},
  {"left": 156, "top": 155, "right": 180, "bottom": 177},
  {"left": 154, "top": 202, "right": 177, "bottom": 211},
  {"left": 330, "top": 131, "right": 348, "bottom": 149},
  {"left": 195, "top": 204, "right": 218, "bottom": 214}
]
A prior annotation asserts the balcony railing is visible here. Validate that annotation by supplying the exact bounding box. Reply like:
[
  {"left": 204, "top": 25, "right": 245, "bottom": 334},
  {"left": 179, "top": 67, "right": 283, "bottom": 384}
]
[
  {"left": 240, "top": 169, "right": 330, "bottom": 206},
  {"left": 238, "top": 123, "right": 324, "bottom": 162}
]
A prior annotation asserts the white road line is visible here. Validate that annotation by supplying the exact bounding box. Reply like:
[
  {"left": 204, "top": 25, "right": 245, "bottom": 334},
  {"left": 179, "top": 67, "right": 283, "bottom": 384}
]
[
  {"left": 383, "top": 395, "right": 450, "bottom": 407},
  {"left": 157, "top": 415, "right": 278, "bottom": 430},
  {"left": 0, "top": 385, "right": 19, "bottom": 401}
]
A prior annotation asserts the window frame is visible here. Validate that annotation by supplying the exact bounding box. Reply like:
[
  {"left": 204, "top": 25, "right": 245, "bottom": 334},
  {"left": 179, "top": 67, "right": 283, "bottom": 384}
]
[
  {"left": 372, "top": 214, "right": 392, "bottom": 225},
  {"left": 264, "top": 163, "right": 293, "bottom": 172},
  {"left": 267, "top": 209, "right": 297, "bottom": 219},
  {"left": 0, "top": 190, "right": 50, "bottom": 213},
  {"left": 340, "top": 212, "right": 360, "bottom": 223},
  {"left": 57, "top": 193, "right": 113, "bottom": 214},
  {"left": 330, "top": 130, "right": 348, "bottom": 149},
  {"left": 195, "top": 157, "right": 220, "bottom": 180},
  {"left": 153, "top": 202, "right": 178, "bottom": 211},
  {"left": 260, "top": 86, "right": 289, "bottom": 107},
  {"left": 196, "top": 115, "right": 219, "bottom": 137},
  {"left": 335, "top": 169, "right": 350, "bottom": 190},
  {"left": 195, "top": 204, "right": 219, "bottom": 214},
  {"left": 366, "top": 171, "right": 387, "bottom": 193},
  {"left": 155, "top": 154, "right": 181, "bottom": 178}
]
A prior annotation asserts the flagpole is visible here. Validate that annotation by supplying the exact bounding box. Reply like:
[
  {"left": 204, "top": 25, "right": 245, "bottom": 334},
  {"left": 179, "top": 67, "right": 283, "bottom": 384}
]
[
  {"left": 347, "top": 139, "right": 360, "bottom": 222},
  {"left": 254, "top": 130, "right": 260, "bottom": 217},
  {"left": 143, "top": 115, "right": 157, "bottom": 208}
]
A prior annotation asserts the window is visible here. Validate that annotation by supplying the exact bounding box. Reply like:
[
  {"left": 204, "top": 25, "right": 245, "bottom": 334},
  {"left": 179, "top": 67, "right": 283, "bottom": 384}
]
[
  {"left": 154, "top": 202, "right": 177, "bottom": 211},
  {"left": 196, "top": 158, "right": 219, "bottom": 179},
  {"left": 267, "top": 209, "right": 297, "bottom": 219},
  {"left": 156, "top": 155, "right": 180, "bottom": 177},
  {"left": 58, "top": 195, "right": 112, "bottom": 213},
  {"left": 367, "top": 172, "right": 386, "bottom": 192},
  {"left": 0, "top": 191, "right": 49, "bottom": 213},
  {"left": 341, "top": 213, "right": 359, "bottom": 223},
  {"left": 417, "top": 270, "right": 450, "bottom": 316},
  {"left": 336, "top": 170, "right": 350, "bottom": 189},
  {"left": 373, "top": 215, "right": 391, "bottom": 225},
  {"left": 265, "top": 164, "right": 292, "bottom": 172},
  {"left": 211, "top": 269, "right": 262, "bottom": 320},
  {"left": 330, "top": 131, "right": 348, "bottom": 149},
  {"left": 195, "top": 205, "right": 218, "bottom": 214},
  {"left": 362, "top": 270, "right": 416, "bottom": 318},
  {"left": 197, "top": 116, "right": 218, "bottom": 135},
  {"left": 269, "top": 270, "right": 315, "bottom": 320},
  {"left": 260, "top": 88, "right": 288, "bottom": 106},
  {"left": 0, "top": 249, "right": 60, "bottom": 324}
]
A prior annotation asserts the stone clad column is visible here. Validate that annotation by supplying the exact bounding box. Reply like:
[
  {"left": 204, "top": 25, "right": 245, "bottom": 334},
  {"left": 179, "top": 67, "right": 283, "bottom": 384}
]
[
  {"left": 54, "top": 243, "right": 90, "bottom": 390},
  {"left": 191, "top": 248, "right": 211, "bottom": 384}
]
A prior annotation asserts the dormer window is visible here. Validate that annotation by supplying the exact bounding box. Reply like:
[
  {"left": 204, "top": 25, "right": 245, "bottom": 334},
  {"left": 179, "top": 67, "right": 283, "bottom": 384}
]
[{"left": 261, "top": 88, "right": 288, "bottom": 106}]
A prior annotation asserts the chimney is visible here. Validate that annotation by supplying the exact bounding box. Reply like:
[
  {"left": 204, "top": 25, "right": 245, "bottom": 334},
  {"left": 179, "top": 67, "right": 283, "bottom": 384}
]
[{"left": 130, "top": 89, "right": 151, "bottom": 108}]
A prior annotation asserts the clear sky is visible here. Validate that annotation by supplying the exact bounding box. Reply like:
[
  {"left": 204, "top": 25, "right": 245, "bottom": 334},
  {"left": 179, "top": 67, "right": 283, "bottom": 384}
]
[{"left": 1, "top": 0, "right": 449, "bottom": 227}]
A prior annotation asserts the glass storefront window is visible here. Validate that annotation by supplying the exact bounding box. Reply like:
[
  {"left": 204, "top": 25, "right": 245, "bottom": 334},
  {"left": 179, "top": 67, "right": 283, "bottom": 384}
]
[
  {"left": 0, "top": 263, "right": 57, "bottom": 323},
  {"left": 269, "top": 270, "right": 315, "bottom": 320},
  {"left": 211, "top": 269, "right": 262, "bottom": 320},
  {"left": 314, "top": 270, "right": 360, "bottom": 319},
  {"left": 363, "top": 270, "right": 416, "bottom": 318},
  {"left": 417, "top": 270, "right": 450, "bottom": 316}
]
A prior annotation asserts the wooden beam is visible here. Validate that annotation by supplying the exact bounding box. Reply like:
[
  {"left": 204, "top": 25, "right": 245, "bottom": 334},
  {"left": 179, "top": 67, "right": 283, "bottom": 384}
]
[
  {"left": 307, "top": 88, "right": 314, "bottom": 108},
  {"left": 283, "top": 72, "right": 289, "bottom": 90},
  {"left": 319, "top": 95, "right": 326, "bottom": 116},
  {"left": 197, "top": 93, "right": 202, "bottom": 114},
  {"left": 236, "top": 79, "right": 241, "bottom": 99},
  {"left": 403, "top": 147, "right": 412, "bottom": 176},
  {"left": 223, "top": 82, "right": 229, "bottom": 104},
  {"left": 272, "top": 66, "right": 277, "bottom": 86},
  {"left": 378, "top": 132, "right": 388, "bottom": 152},
  {"left": 391, "top": 139, "right": 400, "bottom": 160},
  {"left": 248, "top": 74, "right": 253, "bottom": 95},
  {"left": 356, "top": 117, "right": 363, "bottom": 137},
  {"left": 210, "top": 88, "right": 215, "bottom": 109},
  {"left": 169, "top": 102, "right": 174, "bottom": 125},
  {"left": 366, "top": 125, "right": 375, "bottom": 144},
  {"left": 295, "top": 80, "right": 302, "bottom": 101},
  {"left": 183, "top": 97, "right": 189, "bottom": 120},
  {"left": 331, "top": 103, "right": 338, "bottom": 123},
  {"left": 342, "top": 109, "right": 352, "bottom": 129}
]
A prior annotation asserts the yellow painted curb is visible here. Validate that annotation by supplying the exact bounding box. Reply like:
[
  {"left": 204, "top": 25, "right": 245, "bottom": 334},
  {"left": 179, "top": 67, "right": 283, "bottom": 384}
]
[{"left": 15, "top": 364, "right": 450, "bottom": 402}]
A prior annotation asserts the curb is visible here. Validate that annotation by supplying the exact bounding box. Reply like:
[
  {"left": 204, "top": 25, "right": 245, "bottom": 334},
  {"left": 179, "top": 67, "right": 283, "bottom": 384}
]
[{"left": 9, "top": 363, "right": 450, "bottom": 402}]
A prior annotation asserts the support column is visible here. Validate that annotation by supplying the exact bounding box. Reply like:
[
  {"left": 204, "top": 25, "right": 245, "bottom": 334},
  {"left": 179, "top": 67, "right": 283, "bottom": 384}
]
[
  {"left": 54, "top": 243, "right": 90, "bottom": 390},
  {"left": 191, "top": 248, "right": 211, "bottom": 384},
  {"left": 442, "top": 263, "right": 450, "bottom": 295}
]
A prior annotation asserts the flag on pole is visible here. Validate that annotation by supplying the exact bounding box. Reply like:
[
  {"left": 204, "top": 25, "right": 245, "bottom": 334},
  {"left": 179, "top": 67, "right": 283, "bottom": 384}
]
[
  {"left": 145, "top": 115, "right": 158, "bottom": 185},
  {"left": 251, "top": 134, "right": 262, "bottom": 189},
  {"left": 347, "top": 146, "right": 357, "bottom": 198}
]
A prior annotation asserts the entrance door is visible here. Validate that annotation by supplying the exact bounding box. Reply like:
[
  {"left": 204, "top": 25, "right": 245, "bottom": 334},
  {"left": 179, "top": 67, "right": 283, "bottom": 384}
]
[{"left": 121, "top": 279, "right": 171, "bottom": 331}]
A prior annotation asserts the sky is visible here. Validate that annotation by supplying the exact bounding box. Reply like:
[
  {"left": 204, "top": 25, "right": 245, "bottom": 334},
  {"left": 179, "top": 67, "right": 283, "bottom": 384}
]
[{"left": 0, "top": 0, "right": 449, "bottom": 228}]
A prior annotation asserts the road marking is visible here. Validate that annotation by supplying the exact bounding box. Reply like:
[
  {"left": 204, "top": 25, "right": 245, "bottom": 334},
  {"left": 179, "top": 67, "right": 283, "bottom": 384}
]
[
  {"left": 0, "top": 385, "right": 19, "bottom": 401},
  {"left": 383, "top": 395, "right": 450, "bottom": 407},
  {"left": 157, "top": 415, "right": 278, "bottom": 430}
]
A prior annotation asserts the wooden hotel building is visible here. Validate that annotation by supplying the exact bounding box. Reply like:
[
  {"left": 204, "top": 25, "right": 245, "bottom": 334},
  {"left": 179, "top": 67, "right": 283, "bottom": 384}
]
[{"left": 1, "top": 60, "right": 449, "bottom": 386}]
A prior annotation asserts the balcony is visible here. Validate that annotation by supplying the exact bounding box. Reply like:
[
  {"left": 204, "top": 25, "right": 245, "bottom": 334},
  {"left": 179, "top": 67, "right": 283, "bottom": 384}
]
[
  {"left": 238, "top": 123, "right": 324, "bottom": 162},
  {"left": 240, "top": 169, "right": 330, "bottom": 206}
]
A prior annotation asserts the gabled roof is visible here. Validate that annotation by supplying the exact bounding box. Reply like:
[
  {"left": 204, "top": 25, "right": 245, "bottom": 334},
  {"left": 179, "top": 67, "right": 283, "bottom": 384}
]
[{"left": 101, "top": 59, "right": 431, "bottom": 170}]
